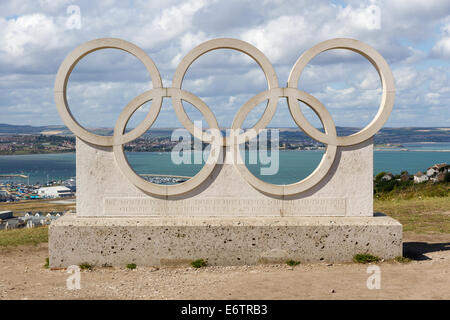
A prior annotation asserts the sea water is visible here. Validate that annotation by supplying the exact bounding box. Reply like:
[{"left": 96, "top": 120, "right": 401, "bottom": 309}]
[{"left": 1, "top": 149, "right": 449, "bottom": 185}]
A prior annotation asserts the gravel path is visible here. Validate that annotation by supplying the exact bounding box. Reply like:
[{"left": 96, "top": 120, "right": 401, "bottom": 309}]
[{"left": 0, "top": 233, "right": 448, "bottom": 300}]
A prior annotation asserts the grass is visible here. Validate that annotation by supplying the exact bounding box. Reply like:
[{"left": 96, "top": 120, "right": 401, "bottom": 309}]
[
  {"left": 191, "top": 259, "right": 207, "bottom": 268},
  {"left": 79, "top": 263, "right": 92, "bottom": 270},
  {"left": 0, "top": 197, "right": 73, "bottom": 248},
  {"left": 0, "top": 226, "right": 48, "bottom": 247},
  {"left": 44, "top": 257, "right": 49, "bottom": 269},
  {"left": 286, "top": 260, "right": 301, "bottom": 266},
  {"left": 353, "top": 253, "right": 381, "bottom": 263},
  {"left": 375, "top": 181, "right": 449, "bottom": 200},
  {"left": 375, "top": 197, "right": 450, "bottom": 233},
  {"left": 394, "top": 256, "right": 411, "bottom": 263},
  {"left": 0, "top": 198, "right": 75, "bottom": 215},
  {"left": 126, "top": 263, "right": 137, "bottom": 270}
]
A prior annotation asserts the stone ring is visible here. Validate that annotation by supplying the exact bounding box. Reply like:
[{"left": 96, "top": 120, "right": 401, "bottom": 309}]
[
  {"left": 287, "top": 38, "right": 395, "bottom": 146},
  {"left": 54, "top": 37, "right": 394, "bottom": 196},
  {"left": 54, "top": 38, "right": 163, "bottom": 147},
  {"left": 113, "top": 88, "right": 223, "bottom": 196},
  {"left": 172, "top": 38, "right": 279, "bottom": 146},
  {"left": 232, "top": 87, "right": 338, "bottom": 196}
]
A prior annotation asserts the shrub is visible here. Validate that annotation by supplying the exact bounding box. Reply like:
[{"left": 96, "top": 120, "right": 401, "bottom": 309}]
[
  {"left": 445, "top": 172, "right": 450, "bottom": 183},
  {"left": 286, "top": 260, "right": 301, "bottom": 266},
  {"left": 375, "top": 172, "right": 386, "bottom": 181},
  {"left": 191, "top": 259, "right": 207, "bottom": 268},
  {"left": 374, "top": 177, "right": 448, "bottom": 200},
  {"left": 353, "top": 253, "right": 381, "bottom": 263},
  {"left": 126, "top": 263, "right": 137, "bottom": 270},
  {"left": 394, "top": 256, "right": 411, "bottom": 263},
  {"left": 79, "top": 263, "right": 92, "bottom": 270}
]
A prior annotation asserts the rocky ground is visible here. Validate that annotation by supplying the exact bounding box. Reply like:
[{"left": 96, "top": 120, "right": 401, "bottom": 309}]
[{"left": 0, "top": 232, "right": 449, "bottom": 300}]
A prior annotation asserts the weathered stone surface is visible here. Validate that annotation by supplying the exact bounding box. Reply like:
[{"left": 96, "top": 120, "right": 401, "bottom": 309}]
[
  {"left": 77, "top": 137, "right": 373, "bottom": 217},
  {"left": 49, "top": 213, "right": 402, "bottom": 267}
]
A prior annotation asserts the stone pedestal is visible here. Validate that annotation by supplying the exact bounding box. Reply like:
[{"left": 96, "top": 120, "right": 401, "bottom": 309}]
[
  {"left": 48, "top": 138, "right": 403, "bottom": 267},
  {"left": 50, "top": 37, "right": 401, "bottom": 268},
  {"left": 49, "top": 213, "right": 402, "bottom": 267}
]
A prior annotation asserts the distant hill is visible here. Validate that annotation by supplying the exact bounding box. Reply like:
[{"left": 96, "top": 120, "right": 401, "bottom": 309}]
[
  {"left": 0, "top": 123, "right": 71, "bottom": 135},
  {"left": 0, "top": 124, "right": 178, "bottom": 137},
  {"left": 278, "top": 127, "right": 450, "bottom": 144},
  {"left": 371, "top": 127, "right": 450, "bottom": 144},
  {"left": 0, "top": 124, "right": 449, "bottom": 143}
]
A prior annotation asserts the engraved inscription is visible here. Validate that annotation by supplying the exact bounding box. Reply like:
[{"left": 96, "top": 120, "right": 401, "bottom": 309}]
[
  {"left": 103, "top": 197, "right": 347, "bottom": 216},
  {"left": 283, "top": 199, "right": 347, "bottom": 215}
]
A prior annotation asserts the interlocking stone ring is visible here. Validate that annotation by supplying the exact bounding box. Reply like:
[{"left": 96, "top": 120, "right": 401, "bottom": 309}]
[{"left": 54, "top": 37, "right": 395, "bottom": 196}]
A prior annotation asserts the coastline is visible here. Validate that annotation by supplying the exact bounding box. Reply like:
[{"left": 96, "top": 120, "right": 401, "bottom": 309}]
[
  {"left": 0, "top": 150, "right": 74, "bottom": 156},
  {"left": 1, "top": 148, "right": 450, "bottom": 156},
  {"left": 374, "top": 149, "right": 450, "bottom": 152}
]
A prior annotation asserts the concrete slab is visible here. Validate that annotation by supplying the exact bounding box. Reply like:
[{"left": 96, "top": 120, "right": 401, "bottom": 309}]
[{"left": 49, "top": 213, "right": 402, "bottom": 267}]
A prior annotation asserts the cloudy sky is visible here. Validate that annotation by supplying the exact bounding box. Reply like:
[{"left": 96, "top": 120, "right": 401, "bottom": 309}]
[{"left": 1, "top": 0, "right": 449, "bottom": 131}]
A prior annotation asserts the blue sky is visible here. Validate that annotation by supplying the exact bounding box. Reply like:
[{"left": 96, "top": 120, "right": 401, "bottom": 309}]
[{"left": 0, "top": 0, "right": 449, "bottom": 130}]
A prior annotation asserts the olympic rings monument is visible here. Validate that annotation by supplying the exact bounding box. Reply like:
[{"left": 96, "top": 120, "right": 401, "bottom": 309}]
[{"left": 49, "top": 38, "right": 402, "bottom": 267}]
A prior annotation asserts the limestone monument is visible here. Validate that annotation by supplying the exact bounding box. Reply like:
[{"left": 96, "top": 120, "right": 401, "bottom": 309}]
[{"left": 49, "top": 38, "right": 402, "bottom": 267}]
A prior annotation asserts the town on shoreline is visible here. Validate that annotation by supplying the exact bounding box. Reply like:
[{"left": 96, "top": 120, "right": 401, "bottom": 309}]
[
  {"left": 1, "top": 125, "right": 449, "bottom": 155},
  {"left": 1, "top": 162, "right": 448, "bottom": 202}
]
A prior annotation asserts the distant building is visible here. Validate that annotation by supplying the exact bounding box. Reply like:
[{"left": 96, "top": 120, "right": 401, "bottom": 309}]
[
  {"left": 425, "top": 163, "right": 449, "bottom": 183},
  {"left": 4, "top": 218, "right": 25, "bottom": 230},
  {"left": 0, "top": 211, "right": 13, "bottom": 220},
  {"left": 414, "top": 171, "right": 428, "bottom": 183},
  {"left": 399, "top": 172, "right": 410, "bottom": 182},
  {"left": 63, "top": 178, "right": 76, "bottom": 192},
  {"left": 19, "top": 211, "right": 65, "bottom": 229},
  {"left": 435, "top": 163, "right": 449, "bottom": 171},
  {"left": 37, "top": 186, "right": 73, "bottom": 199},
  {"left": 435, "top": 172, "right": 447, "bottom": 183},
  {"left": 0, "top": 190, "right": 9, "bottom": 201},
  {"left": 381, "top": 173, "right": 394, "bottom": 181},
  {"left": 428, "top": 163, "right": 449, "bottom": 174},
  {"left": 426, "top": 167, "right": 438, "bottom": 177}
]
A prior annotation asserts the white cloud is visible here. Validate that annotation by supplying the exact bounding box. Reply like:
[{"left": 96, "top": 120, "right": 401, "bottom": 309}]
[
  {"left": 431, "top": 22, "right": 450, "bottom": 59},
  {"left": 336, "top": 4, "right": 381, "bottom": 30},
  {"left": 130, "top": 0, "right": 207, "bottom": 50},
  {"left": 241, "top": 15, "right": 310, "bottom": 63},
  {"left": 0, "top": 0, "right": 449, "bottom": 127},
  {"left": 153, "top": 0, "right": 205, "bottom": 33},
  {"left": 0, "top": 14, "right": 63, "bottom": 56},
  {"left": 39, "top": 0, "right": 73, "bottom": 11},
  {"left": 170, "top": 31, "right": 208, "bottom": 68},
  {"left": 425, "top": 92, "right": 441, "bottom": 105},
  {"left": 393, "top": 67, "right": 422, "bottom": 91},
  {"left": 402, "top": 46, "right": 426, "bottom": 64},
  {"left": 358, "top": 72, "right": 380, "bottom": 90}
]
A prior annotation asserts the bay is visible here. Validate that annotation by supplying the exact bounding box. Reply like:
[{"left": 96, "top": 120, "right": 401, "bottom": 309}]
[{"left": 0, "top": 149, "right": 449, "bottom": 185}]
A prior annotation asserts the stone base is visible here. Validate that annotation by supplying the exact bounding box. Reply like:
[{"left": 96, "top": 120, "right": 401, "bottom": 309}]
[{"left": 49, "top": 213, "right": 402, "bottom": 267}]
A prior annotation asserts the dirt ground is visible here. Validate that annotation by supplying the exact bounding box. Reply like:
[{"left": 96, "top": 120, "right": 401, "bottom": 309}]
[{"left": 0, "top": 232, "right": 449, "bottom": 300}]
